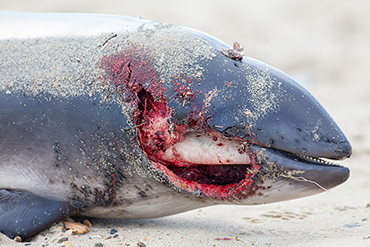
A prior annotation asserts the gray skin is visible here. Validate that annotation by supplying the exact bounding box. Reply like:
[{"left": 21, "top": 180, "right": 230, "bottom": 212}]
[{"left": 0, "top": 12, "right": 351, "bottom": 240}]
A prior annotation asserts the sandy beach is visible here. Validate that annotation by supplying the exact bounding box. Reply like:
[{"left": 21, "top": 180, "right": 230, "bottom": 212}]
[{"left": 0, "top": 0, "right": 369, "bottom": 246}]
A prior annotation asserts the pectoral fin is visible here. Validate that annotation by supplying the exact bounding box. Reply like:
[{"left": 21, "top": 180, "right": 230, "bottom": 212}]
[{"left": 0, "top": 189, "right": 75, "bottom": 240}]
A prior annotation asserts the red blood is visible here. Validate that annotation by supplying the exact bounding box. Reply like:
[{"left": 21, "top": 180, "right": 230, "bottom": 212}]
[
  {"left": 100, "top": 45, "right": 163, "bottom": 104},
  {"left": 100, "top": 46, "right": 261, "bottom": 199}
]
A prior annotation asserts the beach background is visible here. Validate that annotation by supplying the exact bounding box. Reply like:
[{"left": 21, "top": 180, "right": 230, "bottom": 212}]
[{"left": 0, "top": 0, "right": 369, "bottom": 246}]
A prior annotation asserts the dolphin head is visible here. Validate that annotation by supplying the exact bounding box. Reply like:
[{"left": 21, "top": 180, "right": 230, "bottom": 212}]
[{"left": 100, "top": 25, "right": 351, "bottom": 205}]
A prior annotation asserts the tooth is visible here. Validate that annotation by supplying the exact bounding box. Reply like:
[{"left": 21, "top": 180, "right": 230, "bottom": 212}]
[{"left": 296, "top": 154, "right": 339, "bottom": 166}]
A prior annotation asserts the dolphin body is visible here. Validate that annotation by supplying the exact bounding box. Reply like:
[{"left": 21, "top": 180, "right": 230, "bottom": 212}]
[{"left": 0, "top": 12, "right": 351, "bottom": 240}]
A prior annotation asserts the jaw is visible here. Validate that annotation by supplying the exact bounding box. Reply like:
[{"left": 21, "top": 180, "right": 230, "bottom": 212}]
[{"left": 245, "top": 146, "right": 350, "bottom": 204}]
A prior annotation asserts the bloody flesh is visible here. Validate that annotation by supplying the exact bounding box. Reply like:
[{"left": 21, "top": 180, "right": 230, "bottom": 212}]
[
  {"left": 101, "top": 46, "right": 261, "bottom": 199},
  {"left": 134, "top": 88, "right": 261, "bottom": 198},
  {"left": 168, "top": 164, "right": 252, "bottom": 185}
]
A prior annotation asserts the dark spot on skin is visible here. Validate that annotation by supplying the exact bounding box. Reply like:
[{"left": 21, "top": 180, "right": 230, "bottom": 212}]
[
  {"left": 297, "top": 127, "right": 302, "bottom": 132},
  {"left": 217, "top": 143, "right": 224, "bottom": 146},
  {"left": 212, "top": 136, "right": 218, "bottom": 141},
  {"left": 270, "top": 138, "right": 274, "bottom": 145},
  {"left": 135, "top": 186, "right": 148, "bottom": 198},
  {"left": 68, "top": 197, "right": 91, "bottom": 211},
  {"left": 138, "top": 191, "right": 147, "bottom": 198}
]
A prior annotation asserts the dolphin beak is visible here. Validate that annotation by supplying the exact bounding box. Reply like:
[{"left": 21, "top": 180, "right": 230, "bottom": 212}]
[{"left": 248, "top": 145, "right": 350, "bottom": 203}]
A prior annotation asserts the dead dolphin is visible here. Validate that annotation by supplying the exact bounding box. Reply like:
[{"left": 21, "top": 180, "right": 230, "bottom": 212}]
[{"left": 0, "top": 11, "right": 351, "bottom": 240}]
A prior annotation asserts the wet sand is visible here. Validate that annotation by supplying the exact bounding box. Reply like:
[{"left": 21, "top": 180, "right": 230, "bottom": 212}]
[{"left": 1, "top": 0, "right": 369, "bottom": 246}]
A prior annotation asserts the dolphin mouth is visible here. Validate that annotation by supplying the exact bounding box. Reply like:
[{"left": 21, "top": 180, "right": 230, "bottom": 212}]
[
  {"left": 134, "top": 87, "right": 349, "bottom": 200},
  {"left": 253, "top": 145, "right": 350, "bottom": 190}
]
